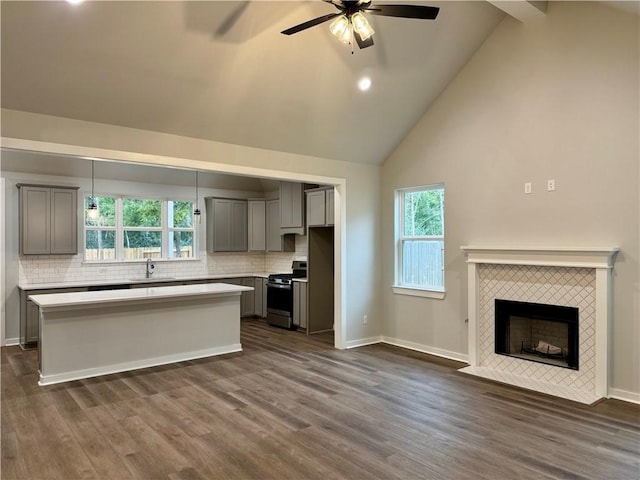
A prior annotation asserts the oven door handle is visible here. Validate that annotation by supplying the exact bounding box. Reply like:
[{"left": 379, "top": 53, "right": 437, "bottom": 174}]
[{"left": 267, "top": 283, "right": 291, "bottom": 290}]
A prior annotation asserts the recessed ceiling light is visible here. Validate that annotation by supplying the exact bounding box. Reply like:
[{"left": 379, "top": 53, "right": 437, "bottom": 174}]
[
  {"left": 66, "top": 0, "right": 85, "bottom": 5},
  {"left": 358, "top": 76, "right": 372, "bottom": 92}
]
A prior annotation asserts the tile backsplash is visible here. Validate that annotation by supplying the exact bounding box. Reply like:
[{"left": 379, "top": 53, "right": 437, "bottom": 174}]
[{"left": 19, "top": 236, "right": 308, "bottom": 285}]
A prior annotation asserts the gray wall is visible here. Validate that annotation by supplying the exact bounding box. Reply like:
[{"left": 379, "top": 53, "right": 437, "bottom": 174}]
[{"left": 381, "top": 2, "right": 639, "bottom": 396}]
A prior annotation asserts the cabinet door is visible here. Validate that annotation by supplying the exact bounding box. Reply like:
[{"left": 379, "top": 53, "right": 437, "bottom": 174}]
[
  {"left": 266, "top": 199, "right": 282, "bottom": 252},
  {"left": 253, "top": 278, "right": 264, "bottom": 317},
  {"left": 325, "top": 189, "right": 335, "bottom": 226},
  {"left": 50, "top": 188, "right": 78, "bottom": 254},
  {"left": 248, "top": 201, "right": 266, "bottom": 251},
  {"left": 212, "top": 199, "right": 232, "bottom": 251},
  {"left": 292, "top": 281, "right": 301, "bottom": 327},
  {"left": 26, "top": 300, "right": 40, "bottom": 344},
  {"left": 261, "top": 278, "right": 268, "bottom": 317},
  {"left": 299, "top": 282, "right": 308, "bottom": 330},
  {"left": 231, "top": 200, "right": 248, "bottom": 251},
  {"left": 280, "top": 182, "right": 304, "bottom": 231},
  {"left": 307, "top": 190, "right": 326, "bottom": 227},
  {"left": 241, "top": 277, "right": 255, "bottom": 316},
  {"left": 20, "top": 186, "right": 50, "bottom": 254}
]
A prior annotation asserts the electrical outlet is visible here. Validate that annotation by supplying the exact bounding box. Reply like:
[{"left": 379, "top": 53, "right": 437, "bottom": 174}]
[
  {"left": 547, "top": 179, "right": 556, "bottom": 191},
  {"left": 363, "top": 314, "right": 368, "bottom": 325},
  {"left": 524, "top": 182, "right": 532, "bottom": 194}
]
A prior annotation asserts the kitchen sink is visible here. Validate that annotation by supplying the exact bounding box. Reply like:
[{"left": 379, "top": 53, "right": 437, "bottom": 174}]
[{"left": 127, "top": 277, "right": 177, "bottom": 282}]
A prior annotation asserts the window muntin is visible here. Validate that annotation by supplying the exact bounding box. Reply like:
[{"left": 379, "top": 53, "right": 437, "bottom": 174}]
[
  {"left": 84, "top": 196, "right": 196, "bottom": 261},
  {"left": 396, "top": 185, "right": 445, "bottom": 292},
  {"left": 167, "top": 200, "right": 195, "bottom": 259},
  {"left": 85, "top": 196, "right": 117, "bottom": 260}
]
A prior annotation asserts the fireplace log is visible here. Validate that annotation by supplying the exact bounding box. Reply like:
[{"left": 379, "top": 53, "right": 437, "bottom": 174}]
[{"left": 535, "top": 340, "right": 562, "bottom": 355}]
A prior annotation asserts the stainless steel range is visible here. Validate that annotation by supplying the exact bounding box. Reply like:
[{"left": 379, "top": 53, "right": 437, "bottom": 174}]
[{"left": 266, "top": 261, "right": 307, "bottom": 329}]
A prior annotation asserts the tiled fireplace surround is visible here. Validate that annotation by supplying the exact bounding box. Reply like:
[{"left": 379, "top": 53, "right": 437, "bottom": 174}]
[{"left": 460, "top": 247, "right": 619, "bottom": 405}]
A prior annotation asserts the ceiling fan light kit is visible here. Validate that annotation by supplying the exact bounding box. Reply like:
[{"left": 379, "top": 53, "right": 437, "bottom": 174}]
[
  {"left": 282, "top": 0, "right": 439, "bottom": 51},
  {"left": 329, "top": 15, "right": 352, "bottom": 44}
]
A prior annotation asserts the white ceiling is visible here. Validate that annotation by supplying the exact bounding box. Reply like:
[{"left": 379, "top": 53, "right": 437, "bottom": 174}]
[{"left": 1, "top": 0, "right": 506, "bottom": 166}]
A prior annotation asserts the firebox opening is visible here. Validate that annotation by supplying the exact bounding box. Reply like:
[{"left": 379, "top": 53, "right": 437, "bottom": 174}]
[{"left": 495, "top": 299, "right": 579, "bottom": 370}]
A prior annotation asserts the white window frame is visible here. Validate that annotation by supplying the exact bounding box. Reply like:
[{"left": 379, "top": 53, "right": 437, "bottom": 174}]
[
  {"left": 393, "top": 184, "right": 445, "bottom": 299},
  {"left": 84, "top": 194, "right": 197, "bottom": 263}
]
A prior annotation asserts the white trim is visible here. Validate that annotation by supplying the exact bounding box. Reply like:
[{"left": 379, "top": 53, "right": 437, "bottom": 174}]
[
  {"left": 460, "top": 246, "right": 619, "bottom": 269},
  {"left": 381, "top": 336, "right": 468, "bottom": 363},
  {"left": 345, "top": 336, "right": 383, "bottom": 349},
  {"left": 38, "top": 344, "right": 242, "bottom": 386},
  {"left": 395, "top": 185, "right": 445, "bottom": 292},
  {"left": 392, "top": 286, "right": 445, "bottom": 299},
  {"left": 608, "top": 388, "right": 640, "bottom": 405},
  {"left": 3, "top": 337, "right": 19, "bottom": 347}
]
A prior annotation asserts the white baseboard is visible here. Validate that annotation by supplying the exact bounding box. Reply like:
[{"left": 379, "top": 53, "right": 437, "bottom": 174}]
[
  {"left": 39, "top": 343, "right": 242, "bottom": 386},
  {"left": 345, "top": 335, "right": 467, "bottom": 364},
  {"left": 2, "top": 337, "right": 19, "bottom": 347},
  {"left": 609, "top": 388, "right": 640, "bottom": 404},
  {"left": 381, "top": 337, "right": 468, "bottom": 363},
  {"left": 345, "top": 336, "right": 383, "bottom": 349}
]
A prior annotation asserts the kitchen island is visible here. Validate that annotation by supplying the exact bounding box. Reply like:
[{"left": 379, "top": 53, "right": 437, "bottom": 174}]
[{"left": 29, "top": 283, "right": 252, "bottom": 386}]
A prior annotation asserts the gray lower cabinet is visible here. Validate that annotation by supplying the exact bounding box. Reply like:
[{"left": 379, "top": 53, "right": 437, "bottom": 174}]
[
  {"left": 241, "top": 277, "right": 255, "bottom": 316},
  {"left": 205, "top": 197, "right": 248, "bottom": 252},
  {"left": 18, "top": 184, "right": 79, "bottom": 255},
  {"left": 293, "top": 280, "right": 308, "bottom": 330},
  {"left": 20, "top": 286, "right": 88, "bottom": 347},
  {"left": 254, "top": 277, "right": 267, "bottom": 318}
]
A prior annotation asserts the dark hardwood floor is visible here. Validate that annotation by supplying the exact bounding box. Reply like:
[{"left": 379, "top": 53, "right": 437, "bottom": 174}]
[{"left": 2, "top": 319, "right": 639, "bottom": 479}]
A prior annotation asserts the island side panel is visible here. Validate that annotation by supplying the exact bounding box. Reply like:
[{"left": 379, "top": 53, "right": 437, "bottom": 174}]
[{"left": 38, "top": 294, "right": 241, "bottom": 385}]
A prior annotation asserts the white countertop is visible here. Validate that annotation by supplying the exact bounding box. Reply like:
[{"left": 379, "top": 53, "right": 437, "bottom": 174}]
[
  {"left": 19, "top": 272, "right": 276, "bottom": 291},
  {"left": 30, "top": 283, "right": 253, "bottom": 309}
]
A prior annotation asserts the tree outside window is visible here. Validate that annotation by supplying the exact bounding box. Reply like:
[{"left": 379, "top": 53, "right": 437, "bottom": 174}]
[
  {"left": 85, "top": 196, "right": 195, "bottom": 261},
  {"left": 396, "top": 185, "right": 445, "bottom": 291}
]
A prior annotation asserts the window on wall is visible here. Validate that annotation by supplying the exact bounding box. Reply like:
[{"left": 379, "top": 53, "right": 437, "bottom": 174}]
[
  {"left": 84, "top": 196, "right": 195, "bottom": 261},
  {"left": 394, "top": 184, "right": 445, "bottom": 298}
]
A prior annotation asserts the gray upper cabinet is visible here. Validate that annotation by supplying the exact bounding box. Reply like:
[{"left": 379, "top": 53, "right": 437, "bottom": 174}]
[
  {"left": 266, "top": 199, "right": 295, "bottom": 252},
  {"left": 279, "top": 181, "right": 305, "bottom": 235},
  {"left": 205, "top": 197, "right": 248, "bottom": 252},
  {"left": 306, "top": 187, "right": 335, "bottom": 228},
  {"left": 18, "top": 184, "right": 78, "bottom": 255},
  {"left": 248, "top": 200, "right": 266, "bottom": 251},
  {"left": 325, "top": 189, "right": 335, "bottom": 226}
]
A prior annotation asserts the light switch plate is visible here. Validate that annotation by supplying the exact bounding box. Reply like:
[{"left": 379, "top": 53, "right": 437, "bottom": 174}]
[{"left": 524, "top": 182, "right": 532, "bottom": 194}]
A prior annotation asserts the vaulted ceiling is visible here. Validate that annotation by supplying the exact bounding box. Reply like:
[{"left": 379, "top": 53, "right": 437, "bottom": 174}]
[{"left": 2, "top": 1, "right": 509, "bottom": 165}]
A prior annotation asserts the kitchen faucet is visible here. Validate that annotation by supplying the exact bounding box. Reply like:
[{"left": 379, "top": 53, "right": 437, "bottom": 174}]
[{"left": 146, "top": 258, "right": 155, "bottom": 278}]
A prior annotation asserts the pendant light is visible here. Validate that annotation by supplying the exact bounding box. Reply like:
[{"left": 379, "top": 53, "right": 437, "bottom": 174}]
[
  {"left": 193, "top": 170, "right": 202, "bottom": 224},
  {"left": 87, "top": 160, "right": 99, "bottom": 221}
]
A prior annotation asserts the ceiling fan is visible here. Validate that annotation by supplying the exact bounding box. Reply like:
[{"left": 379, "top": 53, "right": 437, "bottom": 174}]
[{"left": 281, "top": 0, "right": 440, "bottom": 50}]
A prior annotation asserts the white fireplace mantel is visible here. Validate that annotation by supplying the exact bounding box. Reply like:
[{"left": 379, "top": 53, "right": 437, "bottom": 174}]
[
  {"left": 460, "top": 246, "right": 619, "bottom": 405},
  {"left": 460, "top": 246, "right": 619, "bottom": 269}
]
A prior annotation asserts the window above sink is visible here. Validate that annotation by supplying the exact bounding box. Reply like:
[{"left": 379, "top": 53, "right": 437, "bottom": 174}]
[{"left": 84, "top": 195, "right": 197, "bottom": 262}]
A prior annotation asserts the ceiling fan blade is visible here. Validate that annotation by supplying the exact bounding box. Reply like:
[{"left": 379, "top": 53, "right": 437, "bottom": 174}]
[
  {"left": 322, "top": 0, "right": 346, "bottom": 8},
  {"left": 354, "top": 31, "right": 374, "bottom": 49},
  {"left": 281, "top": 13, "right": 341, "bottom": 35},
  {"left": 365, "top": 4, "right": 439, "bottom": 20}
]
